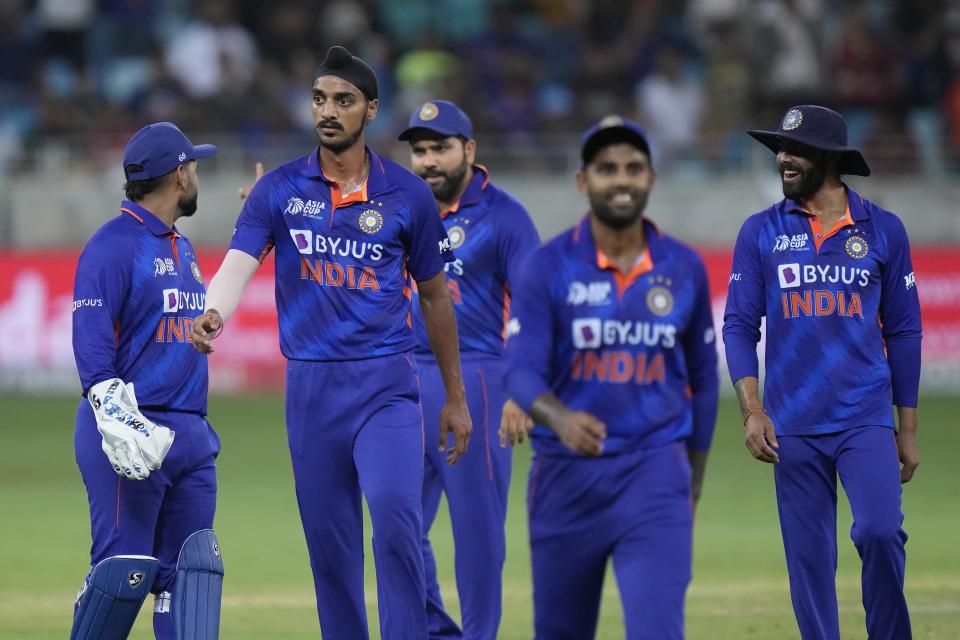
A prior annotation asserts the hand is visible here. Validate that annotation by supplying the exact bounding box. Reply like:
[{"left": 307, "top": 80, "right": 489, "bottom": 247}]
[
  {"left": 439, "top": 397, "right": 472, "bottom": 465},
  {"left": 239, "top": 162, "right": 264, "bottom": 200},
  {"left": 190, "top": 309, "right": 223, "bottom": 354},
  {"left": 896, "top": 428, "right": 920, "bottom": 483},
  {"left": 89, "top": 379, "right": 175, "bottom": 480},
  {"left": 499, "top": 398, "right": 534, "bottom": 447},
  {"left": 555, "top": 410, "right": 606, "bottom": 457},
  {"left": 744, "top": 410, "right": 779, "bottom": 463}
]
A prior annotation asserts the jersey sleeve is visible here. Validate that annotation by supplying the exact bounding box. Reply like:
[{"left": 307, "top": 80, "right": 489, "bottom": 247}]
[
  {"left": 505, "top": 250, "right": 555, "bottom": 411},
  {"left": 878, "top": 214, "right": 922, "bottom": 407},
  {"left": 682, "top": 254, "right": 719, "bottom": 451},
  {"left": 406, "top": 181, "right": 454, "bottom": 281},
  {"left": 229, "top": 177, "right": 275, "bottom": 262},
  {"left": 722, "top": 216, "right": 765, "bottom": 384},
  {"left": 71, "top": 232, "right": 132, "bottom": 393},
  {"left": 496, "top": 201, "right": 541, "bottom": 288}
]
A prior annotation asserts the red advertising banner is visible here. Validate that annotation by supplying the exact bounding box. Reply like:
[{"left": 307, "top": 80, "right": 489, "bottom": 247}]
[{"left": 2, "top": 247, "right": 959, "bottom": 392}]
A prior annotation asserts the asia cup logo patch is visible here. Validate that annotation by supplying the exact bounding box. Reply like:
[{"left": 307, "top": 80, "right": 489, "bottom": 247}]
[
  {"left": 782, "top": 108, "right": 803, "bottom": 131},
  {"left": 358, "top": 210, "right": 383, "bottom": 234},
  {"left": 447, "top": 225, "right": 466, "bottom": 249},
  {"left": 419, "top": 102, "right": 439, "bottom": 121},
  {"left": 646, "top": 285, "right": 674, "bottom": 317},
  {"left": 190, "top": 261, "right": 203, "bottom": 284},
  {"left": 845, "top": 235, "right": 869, "bottom": 259}
]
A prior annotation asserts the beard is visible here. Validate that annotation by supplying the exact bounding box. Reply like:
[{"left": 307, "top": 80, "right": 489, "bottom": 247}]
[
  {"left": 418, "top": 154, "right": 469, "bottom": 203},
  {"left": 177, "top": 187, "right": 198, "bottom": 217},
  {"left": 781, "top": 158, "right": 827, "bottom": 200},
  {"left": 317, "top": 117, "right": 365, "bottom": 154},
  {"left": 589, "top": 189, "right": 649, "bottom": 230}
]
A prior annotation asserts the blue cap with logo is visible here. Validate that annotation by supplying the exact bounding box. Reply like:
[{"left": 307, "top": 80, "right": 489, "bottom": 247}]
[
  {"left": 398, "top": 100, "right": 473, "bottom": 141},
  {"left": 123, "top": 122, "right": 217, "bottom": 181},
  {"left": 580, "top": 115, "right": 652, "bottom": 168}
]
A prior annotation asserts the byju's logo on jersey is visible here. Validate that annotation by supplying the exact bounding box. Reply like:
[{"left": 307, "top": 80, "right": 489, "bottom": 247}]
[
  {"left": 778, "top": 263, "right": 801, "bottom": 288},
  {"left": 290, "top": 229, "right": 313, "bottom": 254},
  {"left": 572, "top": 318, "right": 602, "bottom": 349},
  {"left": 154, "top": 257, "right": 177, "bottom": 276},
  {"left": 162, "top": 288, "right": 205, "bottom": 313},
  {"left": 566, "top": 281, "right": 612, "bottom": 306},
  {"left": 285, "top": 196, "right": 325, "bottom": 218},
  {"left": 163, "top": 288, "right": 180, "bottom": 312},
  {"left": 773, "top": 233, "right": 809, "bottom": 253}
]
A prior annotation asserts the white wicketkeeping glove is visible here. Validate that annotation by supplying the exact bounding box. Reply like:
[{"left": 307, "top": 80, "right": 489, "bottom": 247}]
[{"left": 88, "top": 378, "right": 175, "bottom": 480}]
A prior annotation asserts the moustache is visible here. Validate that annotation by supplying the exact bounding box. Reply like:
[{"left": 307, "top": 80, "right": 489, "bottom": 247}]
[
  {"left": 317, "top": 120, "right": 344, "bottom": 131},
  {"left": 779, "top": 162, "right": 802, "bottom": 174},
  {"left": 419, "top": 170, "right": 446, "bottom": 179}
]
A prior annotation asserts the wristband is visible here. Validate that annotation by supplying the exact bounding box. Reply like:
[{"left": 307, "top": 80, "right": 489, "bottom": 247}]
[{"left": 743, "top": 407, "right": 766, "bottom": 426}]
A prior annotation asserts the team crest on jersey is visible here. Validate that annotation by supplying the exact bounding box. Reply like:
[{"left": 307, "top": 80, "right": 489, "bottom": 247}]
[
  {"left": 419, "top": 102, "right": 439, "bottom": 121},
  {"left": 358, "top": 210, "right": 383, "bottom": 234},
  {"left": 190, "top": 261, "right": 203, "bottom": 284},
  {"left": 782, "top": 108, "right": 803, "bottom": 131},
  {"left": 845, "top": 235, "right": 868, "bottom": 259},
  {"left": 646, "top": 286, "right": 674, "bottom": 317},
  {"left": 447, "top": 225, "right": 466, "bottom": 249}
]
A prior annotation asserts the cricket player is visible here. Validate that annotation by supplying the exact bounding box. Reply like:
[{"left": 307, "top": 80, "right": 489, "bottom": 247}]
[
  {"left": 400, "top": 100, "right": 540, "bottom": 639},
  {"left": 189, "top": 47, "right": 471, "bottom": 639},
  {"left": 506, "top": 116, "right": 719, "bottom": 639},
  {"left": 724, "top": 105, "right": 921, "bottom": 640},
  {"left": 71, "top": 122, "right": 223, "bottom": 640}
]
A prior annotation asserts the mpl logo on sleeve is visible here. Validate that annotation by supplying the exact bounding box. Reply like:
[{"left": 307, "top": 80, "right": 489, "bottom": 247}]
[{"left": 778, "top": 263, "right": 801, "bottom": 288}]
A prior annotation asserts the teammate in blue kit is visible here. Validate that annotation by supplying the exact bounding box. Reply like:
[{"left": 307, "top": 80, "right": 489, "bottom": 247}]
[
  {"left": 400, "top": 100, "right": 540, "bottom": 639},
  {"left": 189, "top": 47, "right": 471, "bottom": 639},
  {"left": 506, "top": 116, "right": 719, "bottom": 640},
  {"left": 71, "top": 122, "right": 223, "bottom": 640},
  {"left": 723, "top": 105, "right": 921, "bottom": 640}
]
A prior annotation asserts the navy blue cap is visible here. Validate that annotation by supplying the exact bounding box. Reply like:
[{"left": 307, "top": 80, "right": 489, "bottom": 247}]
[
  {"left": 747, "top": 105, "right": 870, "bottom": 176},
  {"left": 123, "top": 122, "right": 217, "bottom": 181},
  {"left": 398, "top": 100, "right": 473, "bottom": 141},
  {"left": 580, "top": 115, "right": 651, "bottom": 167}
]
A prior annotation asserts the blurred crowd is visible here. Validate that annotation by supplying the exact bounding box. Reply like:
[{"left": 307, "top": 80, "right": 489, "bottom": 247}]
[{"left": 1, "top": 0, "right": 959, "bottom": 175}]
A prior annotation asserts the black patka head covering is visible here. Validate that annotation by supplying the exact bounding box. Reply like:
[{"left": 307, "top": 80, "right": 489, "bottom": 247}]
[{"left": 315, "top": 46, "right": 378, "bottom": 101}]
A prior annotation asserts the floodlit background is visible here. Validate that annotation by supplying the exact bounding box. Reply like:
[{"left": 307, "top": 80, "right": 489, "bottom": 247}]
[{"left": 1, "top": 1, "right": 958, "bottom": 638}]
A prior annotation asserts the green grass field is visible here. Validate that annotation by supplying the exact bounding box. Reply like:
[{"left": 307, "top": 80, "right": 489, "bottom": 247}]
[{"left": 1, "top": 395, "right": 957, "bottom": 639}]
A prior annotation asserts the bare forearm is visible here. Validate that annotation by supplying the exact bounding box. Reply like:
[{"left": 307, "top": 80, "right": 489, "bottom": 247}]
[
  {"left": 733, "top": 376, "right": 762, "bottom": 417},
  {"left": 896, "top": 406, "right": 917, "bottom": 433},
  {"left": 529, "top": 393, "right": 571, "bottom": 434}
]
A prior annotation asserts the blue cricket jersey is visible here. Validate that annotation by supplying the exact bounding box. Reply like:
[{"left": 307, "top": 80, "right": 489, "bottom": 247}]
[
  {"left": 506, "top": 217, "right": 719, "bottom": 457},
  {"left": 723, "top": 186, "right": 922, "bottom": 436},
  {"left": 230, "top": 146, "right": 454, "bottom": 361},
  {"left": 72, "top": 201, "right": 208, "bottom": 414},
  {"left": 411, "top": 166, "right": 540, "bottom": 356}
]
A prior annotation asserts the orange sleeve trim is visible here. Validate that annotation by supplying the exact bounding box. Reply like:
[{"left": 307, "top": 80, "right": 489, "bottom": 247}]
[
  {"left": 258, "top": 242, "right": 275, "bottom": 264},
  {"left": 500, "top": 284, "right": 512, "bottom": 344}
]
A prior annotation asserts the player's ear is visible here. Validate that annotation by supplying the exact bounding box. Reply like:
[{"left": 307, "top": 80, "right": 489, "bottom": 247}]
[
  {"left": 464, "top": 139, "right": 477, "bottom": 165},
  {"left": 576, "top": 169, "right": 588, "bottom": 195},
  {"left": 366, "top": 98, "right": 378, "bottom": 122}
]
